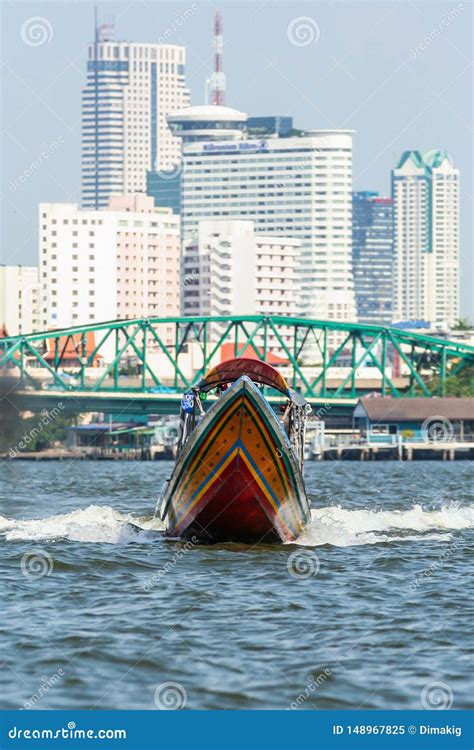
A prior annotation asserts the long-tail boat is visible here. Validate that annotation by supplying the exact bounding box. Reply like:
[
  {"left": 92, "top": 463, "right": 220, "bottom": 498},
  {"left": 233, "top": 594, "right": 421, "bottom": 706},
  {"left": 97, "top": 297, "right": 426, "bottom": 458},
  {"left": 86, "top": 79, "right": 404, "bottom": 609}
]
[{"left": 159, "top": 358, "right": 311, "bottom": 544}]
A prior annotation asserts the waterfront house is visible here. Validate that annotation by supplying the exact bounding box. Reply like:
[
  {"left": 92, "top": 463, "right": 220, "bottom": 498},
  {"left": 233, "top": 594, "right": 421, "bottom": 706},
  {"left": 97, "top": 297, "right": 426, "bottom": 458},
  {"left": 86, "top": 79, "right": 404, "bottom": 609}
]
[{"left": 353, "top": 397, "right": 474, "bottom": 443}]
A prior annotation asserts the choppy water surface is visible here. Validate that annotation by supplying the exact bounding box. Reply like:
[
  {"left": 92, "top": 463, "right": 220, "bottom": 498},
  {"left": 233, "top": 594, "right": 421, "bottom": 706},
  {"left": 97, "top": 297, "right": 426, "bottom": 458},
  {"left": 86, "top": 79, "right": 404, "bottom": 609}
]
[{"left": 0, "top": 460, "right": 472, "bottom": 710}]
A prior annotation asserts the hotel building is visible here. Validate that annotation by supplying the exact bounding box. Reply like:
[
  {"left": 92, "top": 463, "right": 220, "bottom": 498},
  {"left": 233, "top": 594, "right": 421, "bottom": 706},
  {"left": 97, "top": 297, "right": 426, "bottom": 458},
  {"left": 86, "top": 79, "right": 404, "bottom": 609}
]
[
  {"left": 392, "top": 150, "right": 459, "bottom": 327},
  {"left": 169, "top": 105, "right": 356, "bottom": 329}
]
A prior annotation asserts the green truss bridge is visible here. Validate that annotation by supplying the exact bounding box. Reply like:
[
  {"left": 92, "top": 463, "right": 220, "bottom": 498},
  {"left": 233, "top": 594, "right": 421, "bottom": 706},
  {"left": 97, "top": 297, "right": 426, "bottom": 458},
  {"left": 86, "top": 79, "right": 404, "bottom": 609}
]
[{"left": 1, "top": 316, "right": 473, "bottom": 416}]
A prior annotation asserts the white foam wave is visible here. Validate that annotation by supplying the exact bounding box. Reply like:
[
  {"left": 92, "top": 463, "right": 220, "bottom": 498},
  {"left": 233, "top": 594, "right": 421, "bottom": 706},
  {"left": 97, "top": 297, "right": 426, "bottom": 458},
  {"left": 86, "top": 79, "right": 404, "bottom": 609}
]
[
  {"left": 296, "top": 503, "right": 474, "bottom": 547},
  {"left": 0, "top": 505, "right": 164, "bottom": 544},
  {"left": 0, "top": 503, "right": 472, "bottom": 547}
]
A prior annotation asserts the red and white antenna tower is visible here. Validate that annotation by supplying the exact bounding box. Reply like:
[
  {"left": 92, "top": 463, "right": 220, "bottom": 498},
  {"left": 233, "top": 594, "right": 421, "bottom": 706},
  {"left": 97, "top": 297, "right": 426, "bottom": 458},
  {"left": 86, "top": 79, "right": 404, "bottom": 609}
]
[{"left": 210, "top": 10, "right": 225, "bottom": 106}]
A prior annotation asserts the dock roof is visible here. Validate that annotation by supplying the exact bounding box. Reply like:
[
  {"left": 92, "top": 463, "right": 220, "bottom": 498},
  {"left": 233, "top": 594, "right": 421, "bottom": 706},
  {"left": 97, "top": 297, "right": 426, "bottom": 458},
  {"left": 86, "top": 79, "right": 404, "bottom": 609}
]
[{"left": 354, "top": 398, "right": 474, "bottom": 422}]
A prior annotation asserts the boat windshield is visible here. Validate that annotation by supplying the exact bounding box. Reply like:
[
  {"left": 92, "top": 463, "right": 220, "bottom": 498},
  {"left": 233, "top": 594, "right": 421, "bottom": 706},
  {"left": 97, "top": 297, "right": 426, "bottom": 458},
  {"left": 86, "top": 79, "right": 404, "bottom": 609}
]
[{"left": 197, "top": 357, "right": 291, "bottom": 397}]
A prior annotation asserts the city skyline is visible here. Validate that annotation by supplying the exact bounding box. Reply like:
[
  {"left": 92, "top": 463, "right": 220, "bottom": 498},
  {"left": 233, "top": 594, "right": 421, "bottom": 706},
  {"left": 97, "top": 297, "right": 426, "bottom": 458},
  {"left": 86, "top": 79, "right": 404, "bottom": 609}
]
[{"left": 1, "top": 1, "right": 472, "bottom": 318}]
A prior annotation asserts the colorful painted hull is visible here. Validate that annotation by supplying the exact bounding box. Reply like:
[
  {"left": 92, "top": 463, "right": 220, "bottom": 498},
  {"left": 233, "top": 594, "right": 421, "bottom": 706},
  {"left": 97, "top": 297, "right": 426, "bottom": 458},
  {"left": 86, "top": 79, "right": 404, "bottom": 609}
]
[{"left": 160, "top": 376, "right": 310, "bottom": 543}]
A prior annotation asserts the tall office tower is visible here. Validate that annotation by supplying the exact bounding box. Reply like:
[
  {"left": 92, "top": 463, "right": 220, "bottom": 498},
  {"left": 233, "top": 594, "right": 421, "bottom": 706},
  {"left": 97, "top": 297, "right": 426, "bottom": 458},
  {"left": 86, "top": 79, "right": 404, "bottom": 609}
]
[
  {"left": 39, "top": 196, "right": 180, "bottom": 343},
  {"left": 392, "top": 151, "right": 459, "bottom": 327},
  {"left": 182, "top": 219, "right": 299, "bottom": 352},
  {"left": 0, "top": 266, "right": 41, "bottom": 336},
  {"left": 170, "top": 105, "right": 356, "bottom": 328},
  {"left": 81, "top": 24, "right": 189, "bottom": 208},
  {"left": 352, "top": 192, "right": 394, "bottom": 326}
]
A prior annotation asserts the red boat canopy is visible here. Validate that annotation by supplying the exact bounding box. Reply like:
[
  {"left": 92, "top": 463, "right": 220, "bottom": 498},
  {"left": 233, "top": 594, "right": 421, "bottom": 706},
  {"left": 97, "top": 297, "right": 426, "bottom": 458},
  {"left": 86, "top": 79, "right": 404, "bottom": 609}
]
[{"left": 197, "top": 358, "right": 290, "bottom": 396}]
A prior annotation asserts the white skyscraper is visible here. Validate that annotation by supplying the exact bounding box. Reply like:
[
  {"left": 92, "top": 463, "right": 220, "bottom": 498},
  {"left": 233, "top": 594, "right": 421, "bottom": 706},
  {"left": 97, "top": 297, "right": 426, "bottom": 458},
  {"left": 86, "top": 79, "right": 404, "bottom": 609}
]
[
  {"left": 171, "top": 105, "right": 356, "bottom": 326},
  {"left": 182, "top": 220, "right": 300, "bottom": 352},
  {"left": 82, "top": 33, "right": 189, "bottom": 208},
  {"left": 392, "top": 150, "right": 459, "bottom": 327}
]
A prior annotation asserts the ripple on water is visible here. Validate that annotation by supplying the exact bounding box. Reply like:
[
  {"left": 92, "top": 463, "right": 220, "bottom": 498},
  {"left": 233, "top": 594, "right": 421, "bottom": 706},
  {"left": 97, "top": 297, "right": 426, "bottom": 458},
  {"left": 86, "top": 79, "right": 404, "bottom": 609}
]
[{"left": 0, "top": 461, "right": 472, "bottom": 709}]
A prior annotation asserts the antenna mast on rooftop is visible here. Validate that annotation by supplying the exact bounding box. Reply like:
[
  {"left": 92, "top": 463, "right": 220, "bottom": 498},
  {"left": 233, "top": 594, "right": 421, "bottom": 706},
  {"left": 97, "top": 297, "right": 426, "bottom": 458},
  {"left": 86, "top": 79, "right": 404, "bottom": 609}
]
[
  {"left": 94, "top": 4, "right": 115, "bottom": 42},
  {"left": 210, "top": 10, "right": 225, "bottom": 106}
]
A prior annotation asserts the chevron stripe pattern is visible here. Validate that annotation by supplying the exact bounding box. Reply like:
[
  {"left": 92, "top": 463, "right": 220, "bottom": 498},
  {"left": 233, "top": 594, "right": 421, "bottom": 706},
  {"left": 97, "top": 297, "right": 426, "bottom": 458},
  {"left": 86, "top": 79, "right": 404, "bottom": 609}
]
[{"left": 161, "top": 377, "right": 310, "bottom": 543}]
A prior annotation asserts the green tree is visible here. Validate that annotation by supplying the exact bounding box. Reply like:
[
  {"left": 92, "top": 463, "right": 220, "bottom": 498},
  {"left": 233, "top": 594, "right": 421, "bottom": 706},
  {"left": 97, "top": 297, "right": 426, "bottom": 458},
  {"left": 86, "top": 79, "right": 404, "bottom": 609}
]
[
  {"left": 414, "top": 364, "right": 474, "bottom": 397},
  {"left": 15, "top": 411, "right": 80, "bottom": 453},
  {"left": 453, "top": 317, "right": 472, "bottom": 331}
]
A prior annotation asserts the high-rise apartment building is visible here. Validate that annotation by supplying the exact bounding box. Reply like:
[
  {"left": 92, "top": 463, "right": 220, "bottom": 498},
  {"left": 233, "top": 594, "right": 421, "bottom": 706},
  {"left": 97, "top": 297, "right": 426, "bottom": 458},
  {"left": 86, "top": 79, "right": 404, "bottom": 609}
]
[
  {"left": 81, "top": 33, "right": 189, "bottom": 208},
  {"left": 392, "top": 150, "right": 459, "bottom": 327},
  {"left": 0, "top": 266, "right": 41, "bottom": 336},
  {"left": 39, "top": 196, "right": 180, "bottom": 342},
  {"left": 170, "top": 105, "right": 356, "bottom": 326},
  {"left": 182, "top": 219, "right": 299, "bottom": 351},
  {"left": 352, "top": 192, "right": 394, "bottom": 326}
]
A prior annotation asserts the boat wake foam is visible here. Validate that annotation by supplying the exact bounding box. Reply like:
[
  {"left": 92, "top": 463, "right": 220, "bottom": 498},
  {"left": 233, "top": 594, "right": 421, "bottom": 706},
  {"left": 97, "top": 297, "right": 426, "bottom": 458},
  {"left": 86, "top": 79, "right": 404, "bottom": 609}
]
[
  {"left": 0, "top": 505, "right": 165, "bottom": 545},
  {"left": 0, "top": 502, "right": 472, "bottom": 547},
  {"left": 295, "top": 503, "right": 474, "bottom": 547}
]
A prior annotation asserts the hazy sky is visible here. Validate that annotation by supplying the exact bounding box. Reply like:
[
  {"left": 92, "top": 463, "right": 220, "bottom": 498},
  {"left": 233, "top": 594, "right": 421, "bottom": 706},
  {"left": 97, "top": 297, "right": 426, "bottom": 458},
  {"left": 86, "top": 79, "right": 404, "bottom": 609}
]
[{"left": 1, "top": 0, "right": 472, "bottom": 318}]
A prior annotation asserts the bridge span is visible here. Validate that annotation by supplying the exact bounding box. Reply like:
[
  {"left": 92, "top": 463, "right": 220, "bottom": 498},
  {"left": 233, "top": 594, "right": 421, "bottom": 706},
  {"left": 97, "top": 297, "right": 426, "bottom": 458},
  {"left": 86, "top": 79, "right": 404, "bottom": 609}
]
[{"left": 1, "top": 316, "right": 473, "bottom": 415}]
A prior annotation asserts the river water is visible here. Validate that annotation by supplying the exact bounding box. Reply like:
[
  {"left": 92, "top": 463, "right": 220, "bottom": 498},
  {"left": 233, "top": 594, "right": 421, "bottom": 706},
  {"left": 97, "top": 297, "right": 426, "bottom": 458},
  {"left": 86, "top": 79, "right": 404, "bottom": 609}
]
[{"left": 0, "top": 460, "right": 472, "bottom": 710}]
